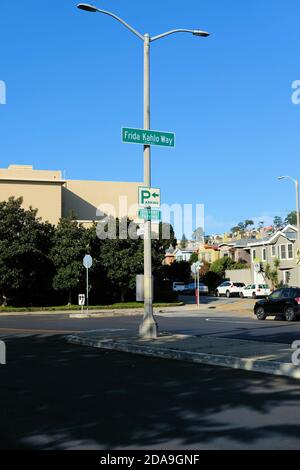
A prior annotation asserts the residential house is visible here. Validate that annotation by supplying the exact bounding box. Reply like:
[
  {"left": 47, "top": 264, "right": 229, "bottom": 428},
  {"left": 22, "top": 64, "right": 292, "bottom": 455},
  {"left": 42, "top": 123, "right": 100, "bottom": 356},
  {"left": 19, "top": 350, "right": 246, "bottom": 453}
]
[
  {"left": 198, "top": 244, "right": 220, "bottom": 264},
  {"left": 248, "top": 225, "right": 299, "bottom": 287},
  {"left": 219, "top": 239, "right": 252, "bottom": 264},
  {"left": 174, "top": 247, "right": 197, "bottom": 263},
  {"left": 163, "top": 246, "right": 175, "bottom": 266}
]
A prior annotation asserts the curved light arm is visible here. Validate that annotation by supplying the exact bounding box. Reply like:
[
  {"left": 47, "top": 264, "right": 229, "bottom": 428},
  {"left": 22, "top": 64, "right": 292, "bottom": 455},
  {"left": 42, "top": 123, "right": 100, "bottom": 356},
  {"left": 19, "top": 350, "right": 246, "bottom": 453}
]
[
  {"left": 278, "top": 176, "right": 298, "bottom": 186},
  {"left": 77, "top": 4, "right": 144, "bottom": 41},
  {"left": 151, "top": 29, "right": 210, "bottom": 42},
  {"left": 77, "top": 5, "right": 210, "bottom": 43}
]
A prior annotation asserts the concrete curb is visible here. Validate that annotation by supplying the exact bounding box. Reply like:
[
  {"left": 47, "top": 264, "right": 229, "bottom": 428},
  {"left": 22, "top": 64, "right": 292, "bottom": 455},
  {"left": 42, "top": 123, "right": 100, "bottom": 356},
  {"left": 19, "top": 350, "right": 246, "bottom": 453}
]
[{"left": 66, "top": 335, "right": 300, "bottom": 380}]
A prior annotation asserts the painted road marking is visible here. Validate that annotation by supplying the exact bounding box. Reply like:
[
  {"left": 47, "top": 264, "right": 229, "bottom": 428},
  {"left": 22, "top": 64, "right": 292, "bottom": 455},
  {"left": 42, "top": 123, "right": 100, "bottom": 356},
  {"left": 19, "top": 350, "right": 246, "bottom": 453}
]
[{"left": 205, "top": 318, "right": 291, "bottom": 327}]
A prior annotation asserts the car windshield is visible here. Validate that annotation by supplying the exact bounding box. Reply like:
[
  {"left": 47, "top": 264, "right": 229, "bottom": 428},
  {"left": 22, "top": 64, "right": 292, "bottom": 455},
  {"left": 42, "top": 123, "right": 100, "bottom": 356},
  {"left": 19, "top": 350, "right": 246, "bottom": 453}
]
[{"left": 259, "top": 284, "right": 269, "bottom": 289}]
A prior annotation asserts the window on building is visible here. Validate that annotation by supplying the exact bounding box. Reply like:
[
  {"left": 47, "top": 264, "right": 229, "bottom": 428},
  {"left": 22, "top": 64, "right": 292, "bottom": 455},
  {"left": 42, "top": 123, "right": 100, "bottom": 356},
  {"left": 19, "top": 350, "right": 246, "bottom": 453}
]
[
  {"left": 252, "top": 249, "right": 256, "bottom": 261},
  {"left": 262, "top": 248, "right": 267, "bottom": 261},
  {"left": 288, "top": 244, "right": 294, "bottom": 259},
  {"left": 271, "top": 245, "right": 276, "bottom": 257},
  {"left": 280, "top": 245, "right": 287, "bottom": 260}
]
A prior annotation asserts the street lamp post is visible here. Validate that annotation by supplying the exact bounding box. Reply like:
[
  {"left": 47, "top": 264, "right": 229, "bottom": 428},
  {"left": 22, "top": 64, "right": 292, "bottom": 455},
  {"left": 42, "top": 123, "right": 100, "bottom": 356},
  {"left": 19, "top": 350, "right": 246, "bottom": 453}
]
[
  {"left": 278, "top": 176, "right": 300, "bottom": 287},
  {"left": 77, "top": 3, "right": 210, "bottom": 337}
]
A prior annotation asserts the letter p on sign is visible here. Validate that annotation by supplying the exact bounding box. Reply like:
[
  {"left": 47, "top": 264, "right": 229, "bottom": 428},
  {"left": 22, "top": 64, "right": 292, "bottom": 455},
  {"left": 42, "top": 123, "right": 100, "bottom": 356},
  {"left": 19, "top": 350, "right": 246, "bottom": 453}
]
[{"left": 141, "top": 190, "right": 151, "bottom": 205}]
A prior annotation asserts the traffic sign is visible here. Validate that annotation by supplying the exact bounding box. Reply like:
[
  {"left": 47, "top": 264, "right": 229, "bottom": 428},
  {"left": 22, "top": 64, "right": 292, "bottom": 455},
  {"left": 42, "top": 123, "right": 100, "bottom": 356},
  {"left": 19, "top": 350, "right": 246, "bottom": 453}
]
[
  {"left": 138, "top": 208, "right": 161, "bottom": 222},
  {"left": 83, "top": 255, "right": 93, "bottom": 269},
  {"left": 191, "top": 261, "right": 204, "bottom": 274},
  {"left": 122, "top": 127, "right": 175, "bottom": 148},
  {"left": 254, "top": 262, "right": 261, "bottom": 273},
  {"left": 78, "top": 294, "right": 85, "bottom": 306},
  {"left": 138, "top": 187, "right": 161, "bottom": 209}
]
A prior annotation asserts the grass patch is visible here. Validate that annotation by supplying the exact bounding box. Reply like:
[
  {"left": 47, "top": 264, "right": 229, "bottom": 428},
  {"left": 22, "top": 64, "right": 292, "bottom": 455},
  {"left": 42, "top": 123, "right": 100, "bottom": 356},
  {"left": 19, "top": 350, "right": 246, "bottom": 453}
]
[{"left": 0, "top": 301, "right": 183, "bottom": 313}]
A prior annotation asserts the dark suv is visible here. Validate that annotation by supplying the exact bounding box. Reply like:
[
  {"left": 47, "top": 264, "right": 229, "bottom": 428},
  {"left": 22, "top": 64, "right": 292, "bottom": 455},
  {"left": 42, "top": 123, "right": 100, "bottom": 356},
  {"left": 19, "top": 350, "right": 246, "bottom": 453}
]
[{"left": 254, "top": 287, "right": 300, "bottom": 322}]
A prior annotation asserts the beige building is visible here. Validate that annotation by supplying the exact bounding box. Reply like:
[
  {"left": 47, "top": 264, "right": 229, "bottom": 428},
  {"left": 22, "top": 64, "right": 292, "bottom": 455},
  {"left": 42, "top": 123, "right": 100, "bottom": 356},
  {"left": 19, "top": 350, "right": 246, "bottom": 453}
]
[{"left": 0, "top": 164, "right": 142, "bottom": 225}]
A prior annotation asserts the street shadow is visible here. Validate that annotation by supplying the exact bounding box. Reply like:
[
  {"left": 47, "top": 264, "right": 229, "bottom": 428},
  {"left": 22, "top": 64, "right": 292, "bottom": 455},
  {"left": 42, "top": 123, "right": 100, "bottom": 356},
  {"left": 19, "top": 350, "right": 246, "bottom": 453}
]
[{"left": 1, "top": 334, "right": 300, "bottom": 450}]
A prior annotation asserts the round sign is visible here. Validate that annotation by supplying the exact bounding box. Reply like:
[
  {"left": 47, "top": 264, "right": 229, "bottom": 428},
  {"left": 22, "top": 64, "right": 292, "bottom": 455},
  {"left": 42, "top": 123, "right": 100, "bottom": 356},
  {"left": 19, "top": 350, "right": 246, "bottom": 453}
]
[
  {"left": 254, "top": 262, "right": 261, "bottom": 273},
  {"left": 83, "top": 255, "right": 93, "bottom": 269},
  {"left": 191, "top": 262, "right": 202, "bottom": 274}
]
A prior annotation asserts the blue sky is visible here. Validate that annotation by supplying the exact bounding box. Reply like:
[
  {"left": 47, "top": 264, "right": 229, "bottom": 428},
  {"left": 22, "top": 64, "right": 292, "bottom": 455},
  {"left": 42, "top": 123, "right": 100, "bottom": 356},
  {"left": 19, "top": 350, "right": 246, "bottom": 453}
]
[{"left": 1, "top": 0, "right": 300, "bottom": 237}]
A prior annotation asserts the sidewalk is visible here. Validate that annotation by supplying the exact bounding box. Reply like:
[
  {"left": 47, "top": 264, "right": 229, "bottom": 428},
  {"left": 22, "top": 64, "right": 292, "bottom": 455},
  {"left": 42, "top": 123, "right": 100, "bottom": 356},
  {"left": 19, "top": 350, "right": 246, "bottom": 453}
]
[{"left": 66, "top": 329, "right": 300, "bottom": 380}]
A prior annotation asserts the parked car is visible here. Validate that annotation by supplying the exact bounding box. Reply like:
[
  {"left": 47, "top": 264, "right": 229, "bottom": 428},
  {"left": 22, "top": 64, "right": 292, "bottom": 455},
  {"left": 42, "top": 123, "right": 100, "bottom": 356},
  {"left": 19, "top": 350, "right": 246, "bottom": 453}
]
[
  {"left": 215, "top": 281, "right": 245, "bottom": 298},
  {"left": 240, "top": 283, "right": 272, "bottom": 299},
  {"left": 254, "top": 287, "right": 300, "bottom": 322},
  {"left": 182, "top": 282, "right": 209, "bottom": 296},
  {"left": 172, "top": 282, "right": 186, "bottom": 292}
]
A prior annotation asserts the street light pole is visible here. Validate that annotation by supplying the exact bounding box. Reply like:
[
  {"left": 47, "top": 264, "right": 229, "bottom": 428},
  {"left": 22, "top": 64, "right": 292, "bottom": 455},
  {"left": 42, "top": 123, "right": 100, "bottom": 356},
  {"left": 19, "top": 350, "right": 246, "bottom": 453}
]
[
  {"left": 76, "top": 3, "right": 209, "bottom": 337},
  {"left": 278, "top": 176, "right": 300, "bottom": 287},
  {"left": 295, "top": 178, "right": 300, "bottom": 281},
  {"left": 138, "top": 33, "right": 158, "bottom": 337}
]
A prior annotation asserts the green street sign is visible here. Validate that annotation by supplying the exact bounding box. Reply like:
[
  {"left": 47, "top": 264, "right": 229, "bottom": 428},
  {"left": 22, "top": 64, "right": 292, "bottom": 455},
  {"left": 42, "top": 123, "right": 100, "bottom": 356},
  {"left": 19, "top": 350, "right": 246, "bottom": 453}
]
[
  {"left": 138, "top": 187, "right": 161, "bottom": 209},
  {"left": 138, "top": 208, "right": 161, "bottom": 222},
  {"left": 122, "top": 127, "right": 175, "bottom": 148}
]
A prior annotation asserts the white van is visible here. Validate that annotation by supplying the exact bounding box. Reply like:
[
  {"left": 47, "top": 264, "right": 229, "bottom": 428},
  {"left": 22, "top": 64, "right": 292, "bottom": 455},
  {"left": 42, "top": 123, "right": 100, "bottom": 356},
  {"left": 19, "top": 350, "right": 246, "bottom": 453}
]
[{"left": 172, "top": 282, "right": 186, "bottom": 292}]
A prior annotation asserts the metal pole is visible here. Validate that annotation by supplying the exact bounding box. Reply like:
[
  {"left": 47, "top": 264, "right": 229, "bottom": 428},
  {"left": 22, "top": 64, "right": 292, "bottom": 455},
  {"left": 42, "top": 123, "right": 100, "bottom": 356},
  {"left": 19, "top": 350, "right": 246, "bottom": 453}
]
[
  {"left": 139, "top": 34, "right": 158, "bottom": 338},
  {"left": 197, "top": 268, "right": 200, "bottom": 308},
  {"left": 86, "top": 268, "right": 89, "bottom": 314},
  {"left": 296, "top": 178, "right": 300, "bottom": 287}
]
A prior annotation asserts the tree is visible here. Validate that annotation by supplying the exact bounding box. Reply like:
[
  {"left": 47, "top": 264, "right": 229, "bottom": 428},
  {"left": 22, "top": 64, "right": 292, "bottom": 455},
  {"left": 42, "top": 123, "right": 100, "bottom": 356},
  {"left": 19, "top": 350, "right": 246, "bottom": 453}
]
[
  {"left": 258, "top": 221, "right": 264, "bottom": 230},
  {"left": 273, "top": 216, "right": 284, "bottom": 231},
  {"left": 264, "top": 258, "right": 280, "bottom": 289},
  {"left": 244, "top": 220, "right": 254, "bottom": 230},
  {"left": 189, "top": 252, "right": 199, "bottom": 265},
  {"left": 192, "top": 226, "right": 204, "bottom": 243},
  {"left": 162, "top": 261, "right": 191, "bottom": 284},
  {"left": 180, "top": 233, "right": 188, "bottom": 249},
  {"left": 50, "top": 216, "right": 87, "bottom": 305},
  {"left": 210, "top": 257, "right": 236, "bottom": 277},
  {"left": 285, "top": 211, "right": 297, "bottom": 226},
  {"left": 0, "top": 197, "right": 54, "bottom": 306},
  {"left": 210, "top": 257, "right": 248, "bottom": 278},
  {"left": 99, "top": 218, "right": 144, "bottom": 302},
  {"left": 201, "top": 271, "right": 222, "bottom": 293},
  {"left": 231, "top": 220, "right": 254, "bottom": 237}
]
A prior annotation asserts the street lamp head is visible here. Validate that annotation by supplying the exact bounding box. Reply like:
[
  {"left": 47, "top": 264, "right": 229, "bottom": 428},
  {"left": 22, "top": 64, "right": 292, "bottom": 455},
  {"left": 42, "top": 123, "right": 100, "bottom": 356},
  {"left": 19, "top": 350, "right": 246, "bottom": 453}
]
[
  {"left": 77, "top": 3, "right": 98, "bottom": 12},
  {"left": 278, "top": 176, "right": 286, "bottom": 180},
  {"left": 193, "top": 30, "right": 210, "bottom": 37}
]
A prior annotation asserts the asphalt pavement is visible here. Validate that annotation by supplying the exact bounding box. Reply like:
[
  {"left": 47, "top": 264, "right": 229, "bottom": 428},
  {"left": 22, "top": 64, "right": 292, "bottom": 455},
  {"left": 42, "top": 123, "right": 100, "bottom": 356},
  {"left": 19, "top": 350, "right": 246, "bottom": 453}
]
[
  {"left": 1, "top": 334, "right": 300, "bottom": 450},
  {"left": 1, "top": 307, "right": 300, "bottom": 344}
]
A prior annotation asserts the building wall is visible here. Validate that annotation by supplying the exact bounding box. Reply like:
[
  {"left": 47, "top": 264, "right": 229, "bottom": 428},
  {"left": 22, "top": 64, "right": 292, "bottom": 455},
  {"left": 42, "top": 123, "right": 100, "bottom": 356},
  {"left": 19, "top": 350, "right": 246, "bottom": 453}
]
[
  {"left": 62, "top": 180, "right": 141, "bottom": 224},
  {"left": 234, "top": 248, "right": 251, "bottom": 264},
  {"left": 198, "top": 245, "right": 220, "bottom": 264},
  {"left": 0, "top": 165, "right": 142, "bottom": 226},
  {"left": 0, "top": 165, "right": 63, "bottom": 225},
  {"left": 219, "top": 245, "right": 233, "bottom": 259},
  {"left": 225, "top": 269, "right": 252, "bottom": 285}
]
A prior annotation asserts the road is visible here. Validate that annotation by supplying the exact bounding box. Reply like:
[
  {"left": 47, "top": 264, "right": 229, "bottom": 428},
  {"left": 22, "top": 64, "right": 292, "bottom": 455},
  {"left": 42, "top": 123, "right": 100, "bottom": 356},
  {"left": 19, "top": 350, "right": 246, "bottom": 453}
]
[
  {"left": 1, "top": 305, "right": 300, "bottom": 450},
  {"left": 1, "top": 306, "right": 300, "bottom": 344},
  {"left": 1, "top": 333, "right": 300, "bottom": 450}
]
